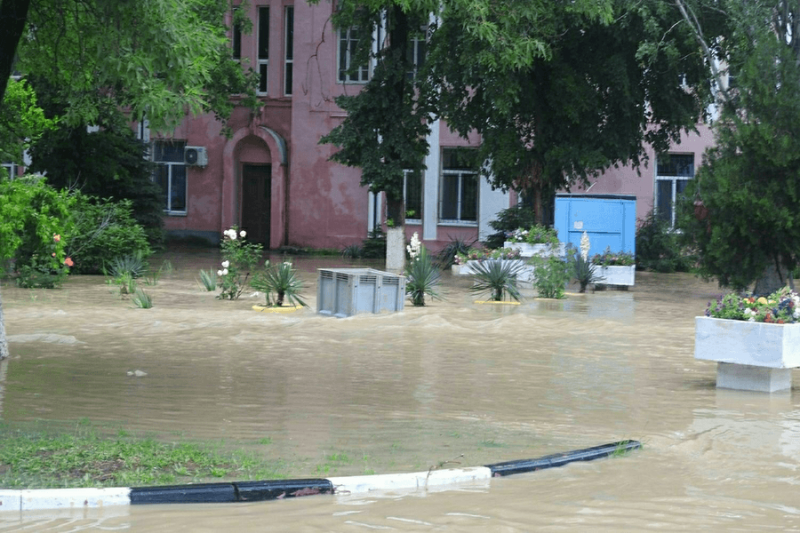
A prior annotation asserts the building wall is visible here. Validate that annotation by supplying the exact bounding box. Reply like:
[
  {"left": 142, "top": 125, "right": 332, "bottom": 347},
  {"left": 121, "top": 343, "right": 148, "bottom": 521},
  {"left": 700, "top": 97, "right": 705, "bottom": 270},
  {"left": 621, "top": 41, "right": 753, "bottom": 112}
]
[{"left": 152, "top": 0, "right": 716, "bottom": 251}]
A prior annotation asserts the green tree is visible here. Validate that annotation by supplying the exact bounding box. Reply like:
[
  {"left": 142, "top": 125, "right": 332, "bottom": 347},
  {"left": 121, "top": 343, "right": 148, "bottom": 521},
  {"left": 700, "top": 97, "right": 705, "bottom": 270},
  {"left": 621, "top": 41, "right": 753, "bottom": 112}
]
[
  {"left": 0, "top": 79, "right": 54, "bottom": 172},
  {"left": 427, "top": 0, "right": 713, "bottom": 223},
  {"left": 677, "top": 0, "right": 800, "bottom": 293}
]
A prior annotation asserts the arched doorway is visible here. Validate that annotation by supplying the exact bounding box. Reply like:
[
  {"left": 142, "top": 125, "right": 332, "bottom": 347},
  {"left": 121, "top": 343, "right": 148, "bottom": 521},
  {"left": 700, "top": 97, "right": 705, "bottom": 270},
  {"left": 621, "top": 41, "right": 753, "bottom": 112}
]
[{"left": 235, "top": 136, "right": 271, "bottom": 246}]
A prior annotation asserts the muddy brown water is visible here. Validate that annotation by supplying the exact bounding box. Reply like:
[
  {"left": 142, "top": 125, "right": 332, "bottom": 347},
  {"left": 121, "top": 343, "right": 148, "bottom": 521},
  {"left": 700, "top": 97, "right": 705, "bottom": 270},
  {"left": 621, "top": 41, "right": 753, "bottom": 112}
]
[{"left": 2, "top": 249, "right": 800, "bottom": 531}]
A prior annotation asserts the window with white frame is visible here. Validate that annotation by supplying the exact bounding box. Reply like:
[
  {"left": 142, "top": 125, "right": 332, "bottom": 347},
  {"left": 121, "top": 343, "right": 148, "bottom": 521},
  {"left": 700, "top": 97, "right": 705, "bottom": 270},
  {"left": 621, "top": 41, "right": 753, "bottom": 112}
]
[
  {"left": 439, "top": 149, "right": 478, "bottom": 224},
  {"left": 257, "top": 6, "right": 269, "bottom": 94},
  {"left": 655, "top": 153, "right": 694, "bottom": 228},
  {"left": 1, "top": 162, "right": 16, "bottom": 179},
  {"left": 404, "top": 168, "right": 422, "bottom": 223},
  {"left": 284, "top": 6, "right": 294, "bottom": 96},
  {"left": 338, "top": 27, "right": 370, "bottom": 83},
  {"left": 406, "top": 33, "right": 426, "bottom": 79},
  {"left": 153, "top": 141, "right": 187, "bottom": 214}
]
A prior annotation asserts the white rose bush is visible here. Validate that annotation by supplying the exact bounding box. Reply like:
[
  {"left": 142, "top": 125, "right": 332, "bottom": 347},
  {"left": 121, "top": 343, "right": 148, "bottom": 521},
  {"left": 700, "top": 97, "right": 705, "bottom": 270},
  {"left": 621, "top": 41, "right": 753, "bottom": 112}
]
[{"left": 217, "top": 226, "right": 263, "bottom": 300}]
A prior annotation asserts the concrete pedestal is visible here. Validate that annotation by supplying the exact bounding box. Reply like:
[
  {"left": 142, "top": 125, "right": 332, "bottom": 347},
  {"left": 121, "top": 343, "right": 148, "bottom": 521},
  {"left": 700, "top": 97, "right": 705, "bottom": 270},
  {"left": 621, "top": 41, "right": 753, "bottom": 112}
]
[
  {"left": 385, "top": 227, "right": 405, "bottom": 273},
  {"left": 717, "top": 362, "right": 792, "bottom": 393}
]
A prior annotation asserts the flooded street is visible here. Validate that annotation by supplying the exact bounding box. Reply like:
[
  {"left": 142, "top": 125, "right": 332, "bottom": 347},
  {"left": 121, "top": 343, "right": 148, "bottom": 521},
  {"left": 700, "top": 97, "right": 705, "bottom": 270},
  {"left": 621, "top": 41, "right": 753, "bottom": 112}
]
[{"left": 2, "top": 249, "right": 800, "bottom": 531}]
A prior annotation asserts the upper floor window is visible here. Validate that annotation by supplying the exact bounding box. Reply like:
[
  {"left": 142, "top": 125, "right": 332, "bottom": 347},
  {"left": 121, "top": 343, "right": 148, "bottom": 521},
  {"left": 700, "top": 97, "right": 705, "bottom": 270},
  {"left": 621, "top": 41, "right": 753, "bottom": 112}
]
[
  {"left": 338, "top": 27, "right": 370, "bottom": 83},
  {"left": 406, "top": 34, "right": 426, "bottom": 79},
  {"left": 153, "top": 141, "right": 187, "bottom": 215},
  {"left": 284, "top": 6, "right": 294, "bottom": 96},
  {"left": 404, "top": 169, "right": 422, "bottom": 223},
  {"left": 655, "top": 153, "right": 694, "bottom": 228},
  {"left": 440, "top": 149, "right": 478, "bottom": 225},
  {"left": 231, "top": 8, "right": 242, "bottom": 60},
  {"left": 258, "top": 6, "right": 269, "bottom": 94}
]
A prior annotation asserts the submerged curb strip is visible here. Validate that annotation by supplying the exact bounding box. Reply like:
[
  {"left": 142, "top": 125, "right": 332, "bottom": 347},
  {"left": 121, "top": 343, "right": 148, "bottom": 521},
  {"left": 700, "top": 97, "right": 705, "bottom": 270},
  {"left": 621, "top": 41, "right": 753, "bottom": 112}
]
[{"left": 0, "top": 440, "right": 640, "bottom": 512}]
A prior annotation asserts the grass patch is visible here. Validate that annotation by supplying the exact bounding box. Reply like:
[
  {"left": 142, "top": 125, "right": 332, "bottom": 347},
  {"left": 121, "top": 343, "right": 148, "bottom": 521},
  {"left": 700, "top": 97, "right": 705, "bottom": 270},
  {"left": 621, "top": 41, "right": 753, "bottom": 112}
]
[{"left": 0, "top": 422, "right": 288, "bottom": 489}]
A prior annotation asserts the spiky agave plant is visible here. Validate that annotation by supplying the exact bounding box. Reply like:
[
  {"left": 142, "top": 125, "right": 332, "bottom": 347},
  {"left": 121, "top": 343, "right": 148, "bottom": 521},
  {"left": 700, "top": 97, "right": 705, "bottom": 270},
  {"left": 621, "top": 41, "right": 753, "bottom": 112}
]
[
  {"left": 251, "top": 260, "right": 307, "bottom": 307},
  {"left": 405, "top": 246, "right": 441, "bottom": 306},
  {"left": 470, "top": 260, "right": 524, "bottom": 302}
]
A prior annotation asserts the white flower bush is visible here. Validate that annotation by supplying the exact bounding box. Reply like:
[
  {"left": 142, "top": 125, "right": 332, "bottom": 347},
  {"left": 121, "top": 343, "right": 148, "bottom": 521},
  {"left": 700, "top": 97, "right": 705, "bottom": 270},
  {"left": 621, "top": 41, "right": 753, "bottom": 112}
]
[{"left": 407, "top": 232, "right": 422, "bottom": 261}]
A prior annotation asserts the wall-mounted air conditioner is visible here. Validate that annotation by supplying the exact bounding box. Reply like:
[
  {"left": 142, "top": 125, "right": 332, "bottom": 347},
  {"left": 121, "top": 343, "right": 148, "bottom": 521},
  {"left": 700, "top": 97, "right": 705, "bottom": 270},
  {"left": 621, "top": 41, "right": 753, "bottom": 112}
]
[{"left": 185, "top": 146, "right": 208, "bottom": 167}]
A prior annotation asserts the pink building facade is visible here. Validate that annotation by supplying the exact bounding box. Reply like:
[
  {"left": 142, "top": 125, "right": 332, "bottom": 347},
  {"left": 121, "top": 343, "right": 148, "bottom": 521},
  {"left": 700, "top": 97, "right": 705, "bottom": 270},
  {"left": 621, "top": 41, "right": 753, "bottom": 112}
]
[{"left": 141, "top": 0, "right": 716, "bottom": 251}]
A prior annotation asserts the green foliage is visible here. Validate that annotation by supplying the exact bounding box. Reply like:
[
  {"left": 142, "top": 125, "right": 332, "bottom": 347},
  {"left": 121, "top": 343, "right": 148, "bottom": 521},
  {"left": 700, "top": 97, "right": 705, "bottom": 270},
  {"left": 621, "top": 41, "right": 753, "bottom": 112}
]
[
  {"left": 131, "top": 288, "right": 153, "bottom": 309},
  {"left": 11, "top": 0, "right": 259, "bottom": 132},
  {"left": 470, "top": 260, "right": 524, "bottom": 302},
  {"left": 570, "top": 249, "right": 600, "bottom": 294},
  {"left": 706, "top": 288, "right": 800, "bottom": 324},
  {"left": 486, "top": 204, "right": 538, "bottom": 248},
  {"left": 29, "top": 112, "right": 164, "bottom": 246},
  {"left": 437, "top": 235, "right": 477, "bottom": 269},
  {"left": 250, "top": 260, "right": 307, "bottom": 308},
  {"left": 677, "top": 3, "right": 800, "bottom": 290},
  {"left": 341, "top": 244, "right": 363, "bottom": 260},
  {"left": 529, "top": 255, "right": 570, "bottom": 299},
  {"left": 15, "top": 256, "right": 69, "bottom": 289},
  {"left": 405, "top": 246, "right": 441, "bottom": 306},
  {"left": 706, "top": 293, "right": 746, "bottom": 321},
  {"left": 67, "top": 196, "right": 152, "bottom": 275},
  {"left": 217, "top": 227, "right": 263, "bottom": 300},
  {"left": 198, "top": 269, "right": 217, "bottom": 291},
  {"left": 429, "top": 0, "right": 712, "bottom": 220},
  {"left": 0, "top": 422, "right": 287, "bottom": 488},
  {"left": 591, "top": 247, "right": 635, "bottom": 266},
  {"left": 0, "top": 79, "right": 55, "bottom": 164},
  {"left": 0, "top": 176, "right": 73, "bottom": 276},
  {"left": 106, "top": 253, "right": 148, "bottom": 280},
  {"left": 636, "top": 212, "right": 692, "bottom": 273},
  {"left": 361, "top": 229, "right": 387, "bottom": 259},
  {"left": 143, "top": 261, "right": 172, "bottom": 286}
]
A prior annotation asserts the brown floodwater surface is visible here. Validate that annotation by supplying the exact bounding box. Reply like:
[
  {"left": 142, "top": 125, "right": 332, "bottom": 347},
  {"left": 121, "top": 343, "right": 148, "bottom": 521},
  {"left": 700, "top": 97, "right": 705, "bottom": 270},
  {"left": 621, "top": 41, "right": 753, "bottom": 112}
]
[{"left": 2, "top": 250, "right": 800, "bottom": 531}]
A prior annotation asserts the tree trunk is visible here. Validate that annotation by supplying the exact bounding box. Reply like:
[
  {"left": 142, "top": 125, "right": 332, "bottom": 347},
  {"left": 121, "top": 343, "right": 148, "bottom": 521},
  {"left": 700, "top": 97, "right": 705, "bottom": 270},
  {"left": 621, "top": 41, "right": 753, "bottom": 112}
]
[
  {"left": 0, "top": 0, "right": 32, "bottom": 103},
  {"left": 753, "top": 262, "right": 794, "bottom": 295},
  {"left": 0, "top": 290, "right": 8, "bottom": 360}
]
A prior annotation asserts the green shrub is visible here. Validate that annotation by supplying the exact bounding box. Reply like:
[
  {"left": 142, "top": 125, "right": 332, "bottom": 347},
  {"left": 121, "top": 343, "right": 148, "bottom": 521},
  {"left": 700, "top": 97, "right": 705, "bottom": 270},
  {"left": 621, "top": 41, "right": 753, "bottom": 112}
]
[
  {"left": 217, "top": 227, "right": 263, "bottom": 300},
  {"left": 529, "top": 255, "right": 570, "bottom": 299},
  {"left": 635, "top": 211, "right": 692, "bottom": 273},
  {"left": 361, "top": 229, "right": 386, "bottom": 259},
  {"left": 250, "top": 259, "right": 306, "bottom": 307},
  {"left": 485, "top": 204, "right": 538, "bottom": 248},
  {"left": 67, "top": 196, "right": 152, "bottom": 275},
  {"left": 470, "top": 260, "right": 524, "bottom": 302},
  {"left": 405, "top": 237, "right": 441, "bottom": 306},
  {"left": 437, "top": 235, "right": 477, "bottom": 269}
]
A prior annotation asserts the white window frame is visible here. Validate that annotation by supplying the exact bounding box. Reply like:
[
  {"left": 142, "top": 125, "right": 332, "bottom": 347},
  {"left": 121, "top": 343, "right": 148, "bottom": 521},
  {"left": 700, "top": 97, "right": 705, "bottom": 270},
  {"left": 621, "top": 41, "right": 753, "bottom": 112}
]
[
  {"left": 403, "top": 169, "right": 422, "bottom": 224},
  {"left": 655, "top": 153, "right": 694, "bottom": 228},
  {"left": 153, "top": 141, "right": 188, "bottom": 216},
  {"left": 1, "top": 162, "right": 16, "bottom": 179},
  {"left": 439, "top": 169, "right": 478, "bottom": 226},
  {"left": 284, "top": 6, "right": 294, "bottom": 96},
  {"left": 338, "top": 27, "right": 370, "bottom": 83},
  {"left": 257, "top": 6, "right": 270, "bottom": 95},
  {"left": 406, "top": 33, "right": 426, "bottom": 79}
]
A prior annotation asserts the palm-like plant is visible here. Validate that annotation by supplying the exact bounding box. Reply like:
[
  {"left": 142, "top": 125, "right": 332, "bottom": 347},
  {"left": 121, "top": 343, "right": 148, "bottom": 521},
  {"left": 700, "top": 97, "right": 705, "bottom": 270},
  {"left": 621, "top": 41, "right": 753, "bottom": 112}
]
[
  {"left": 251, "top": 260, "right": 307, "bottom": 307},
  {"left": 405, "top": 246, "right": 441, "bottom": 306},
  {"left": 470, "top": 260, "right": 524, "bottom": 302},
  {"left": 572, "top": 253, "right": 600, "bottom": 293}
]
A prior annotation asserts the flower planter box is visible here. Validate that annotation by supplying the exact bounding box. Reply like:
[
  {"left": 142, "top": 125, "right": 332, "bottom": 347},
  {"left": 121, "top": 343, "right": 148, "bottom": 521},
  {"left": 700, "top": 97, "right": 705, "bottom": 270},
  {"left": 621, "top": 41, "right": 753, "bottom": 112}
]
[
  {"left": 694, "top": 316, "right": 800, "bottom": 392},
  {"left": 317, "top": 268, "right": 405, "bottom": 318},
  {"left": 504, "top": 242, "right": 566, "bottom": 258},
  {"left": 593, "top": 265, "right": 635, "bottom": 287}
]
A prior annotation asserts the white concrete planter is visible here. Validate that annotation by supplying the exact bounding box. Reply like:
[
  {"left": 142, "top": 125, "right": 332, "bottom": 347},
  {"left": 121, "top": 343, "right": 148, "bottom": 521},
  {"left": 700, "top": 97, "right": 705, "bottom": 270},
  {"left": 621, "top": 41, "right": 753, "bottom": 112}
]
[
  {"left": 504, "top": 241, "right": 566, "bottom": 258},
  {"left": 694, "top": 316, "right": 800, "bottom": 392},
  {"left": 452, "top": 260, "right": 535, "bottom": 285},
  {"left": 594, "top": 265, "right": 635, "bottom": 286}
]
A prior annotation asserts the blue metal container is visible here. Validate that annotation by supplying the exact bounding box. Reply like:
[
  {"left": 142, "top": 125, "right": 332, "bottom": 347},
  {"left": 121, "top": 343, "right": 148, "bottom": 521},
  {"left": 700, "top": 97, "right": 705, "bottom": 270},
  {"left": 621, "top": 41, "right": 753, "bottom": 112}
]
[{"left": 554, "top": 194, "right": 636, "bottom": 257}]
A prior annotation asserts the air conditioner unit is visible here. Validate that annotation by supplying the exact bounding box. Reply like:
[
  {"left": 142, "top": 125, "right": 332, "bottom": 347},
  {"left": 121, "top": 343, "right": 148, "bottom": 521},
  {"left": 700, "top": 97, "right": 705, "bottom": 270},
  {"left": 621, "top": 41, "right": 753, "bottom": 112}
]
[{"left": 185, "top": 146, "right": 208, "bottom": 167}]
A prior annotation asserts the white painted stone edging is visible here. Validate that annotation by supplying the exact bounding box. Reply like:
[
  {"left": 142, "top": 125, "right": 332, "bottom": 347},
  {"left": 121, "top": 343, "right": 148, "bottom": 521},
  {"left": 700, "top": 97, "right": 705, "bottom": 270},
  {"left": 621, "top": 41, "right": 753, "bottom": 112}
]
[
  {"left": 594, "top": 265, "right": 635, "bottom": 286},
  {"left": 695, "top": 316, "right": 800, "bottom": 392},
  {"left": 329, "top": 467, "right": 491, "bottom": 495},
  {"left": 1, "top": 488, "right": 130, "bottom": 512}
]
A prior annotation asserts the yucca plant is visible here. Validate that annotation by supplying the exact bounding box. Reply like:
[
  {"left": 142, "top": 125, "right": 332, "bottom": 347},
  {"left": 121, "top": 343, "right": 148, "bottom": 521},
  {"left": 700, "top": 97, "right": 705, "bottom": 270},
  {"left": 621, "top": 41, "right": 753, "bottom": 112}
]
[
  {"left": 341, "top": 244, "right": 362, "bottom": 259},
  {"left": 470, "top": 260, "right": 524, "bottom": 302},
  {"left": 437, "top": 235, "right": 477, "bottom": 269},
  {"left": 571, "top": 251, "right": 600, "bottom": 293},
  {"left": 405, "top": 244, "right": 441, "bottom": 306},
  {"left": 106, "top": 252, "right": 148, "bottom": 279},
  {"left": 251, "top": 260, "right": 307, "bottom": 307},
  {"left": 198, "top": 269, "right": 217, "bottom": 291},
  {"left": 131, "top": 288, "right": 153, "bottom": 308}
]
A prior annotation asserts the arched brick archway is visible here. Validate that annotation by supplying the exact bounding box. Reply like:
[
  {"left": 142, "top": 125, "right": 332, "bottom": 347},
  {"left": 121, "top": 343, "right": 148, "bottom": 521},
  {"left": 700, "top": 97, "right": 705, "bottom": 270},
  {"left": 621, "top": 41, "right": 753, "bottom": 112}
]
[{"left": 222, "top": 125, "right": 288, "bottom": 248}]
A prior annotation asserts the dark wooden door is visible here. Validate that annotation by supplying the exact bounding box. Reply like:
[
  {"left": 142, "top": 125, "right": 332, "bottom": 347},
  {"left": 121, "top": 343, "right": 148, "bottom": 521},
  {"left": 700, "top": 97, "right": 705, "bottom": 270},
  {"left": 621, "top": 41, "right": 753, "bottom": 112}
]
[{"left": 241, "top": 164, "right": 271, "bottom": 247}]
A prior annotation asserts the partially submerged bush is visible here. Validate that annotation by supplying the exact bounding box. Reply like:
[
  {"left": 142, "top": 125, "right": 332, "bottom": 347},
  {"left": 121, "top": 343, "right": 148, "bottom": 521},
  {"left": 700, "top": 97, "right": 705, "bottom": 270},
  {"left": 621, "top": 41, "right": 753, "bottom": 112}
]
[
  {"left": 636, "top": 211, "right": 692, "bottom": 273},
  {"left": 470, "top": 260, "right": 524, "bottom": 302}
]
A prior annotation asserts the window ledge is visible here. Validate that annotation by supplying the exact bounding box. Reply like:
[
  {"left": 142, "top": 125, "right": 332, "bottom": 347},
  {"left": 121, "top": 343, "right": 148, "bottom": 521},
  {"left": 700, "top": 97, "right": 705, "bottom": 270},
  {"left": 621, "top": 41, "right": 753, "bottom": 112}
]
[
  {"left": 437, "top": 221, "right": 478, "bottom": 227},
  {"left": 164, "top": 211, "right": 188, "bottom": 217},
  {"left": 405, "top": 219, "right": 422, "bottom": 226}
]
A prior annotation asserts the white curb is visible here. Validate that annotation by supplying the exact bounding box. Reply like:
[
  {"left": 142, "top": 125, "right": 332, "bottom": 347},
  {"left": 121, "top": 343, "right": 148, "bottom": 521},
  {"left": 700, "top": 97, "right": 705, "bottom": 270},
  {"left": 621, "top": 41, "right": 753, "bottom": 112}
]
[
  {"left": 328, "top": 466, "right": 493, "bottom": 494},
  {"left": 1, "top": 488, "right": 130, "bottom": 512}
]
